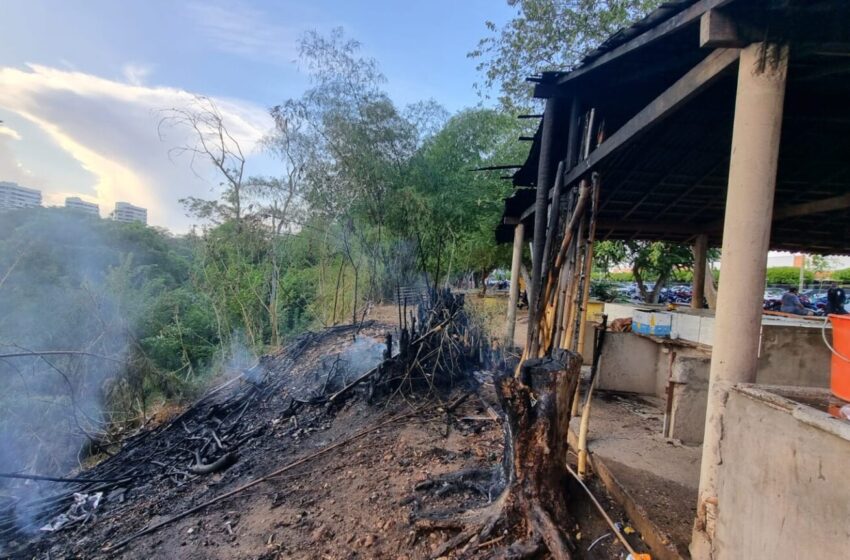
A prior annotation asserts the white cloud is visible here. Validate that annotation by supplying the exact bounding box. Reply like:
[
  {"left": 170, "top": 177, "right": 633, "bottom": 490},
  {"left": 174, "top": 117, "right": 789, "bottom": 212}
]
[
  {"left": 0, "top": 64, "right": 273, "bottom": 231},
  {"left": 0, "top": 124, "right": 21, "bottom": 140},
  {"left": 187, "top": 0, "right": 299, "bottom": 63},
  {"left": 122, "top": 63, "right": 154, "bottom": 86}
]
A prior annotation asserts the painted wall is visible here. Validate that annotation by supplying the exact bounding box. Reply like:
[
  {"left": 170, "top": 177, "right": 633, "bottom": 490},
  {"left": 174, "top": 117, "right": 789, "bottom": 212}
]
[{"left": 714, "top": 387, "right": 850, "bottom": 559}]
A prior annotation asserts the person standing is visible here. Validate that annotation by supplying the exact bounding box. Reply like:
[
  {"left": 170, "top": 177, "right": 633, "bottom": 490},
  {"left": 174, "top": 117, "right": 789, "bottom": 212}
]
[{"left": 827, "top": 282, "right": 847, "bottom": 315}]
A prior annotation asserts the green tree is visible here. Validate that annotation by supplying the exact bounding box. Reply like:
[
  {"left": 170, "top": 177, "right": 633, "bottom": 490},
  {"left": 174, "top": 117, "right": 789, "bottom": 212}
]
[
  {"left": 469, "top": 0, "right": 663, "bottom": 108},
  {"left": 595, "top": 240, "right": 698, "bottom": 303},
  {"left": 401, "top": 109, "right": 529, "bottom": 290}
]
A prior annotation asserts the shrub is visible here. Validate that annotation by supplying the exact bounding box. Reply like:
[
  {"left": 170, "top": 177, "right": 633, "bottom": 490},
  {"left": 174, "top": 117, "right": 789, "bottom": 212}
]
[
  {"left": 765, "top": 266, "right": 814, "bottom": 285},
  {"left": 671, "top": 268, "right": 693, "bottom": 282},
  {"left": 831, "top": 268, "right": 850, "bottom": 283},
  {"left": 607, "top": 271, "right": 634, "bottom": 282}
]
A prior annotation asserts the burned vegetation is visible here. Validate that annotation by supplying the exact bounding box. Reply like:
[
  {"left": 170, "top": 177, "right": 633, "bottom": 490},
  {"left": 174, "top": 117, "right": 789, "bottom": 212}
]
[{"left": 1, "top": 290, "right": 627, "bottom": 559}]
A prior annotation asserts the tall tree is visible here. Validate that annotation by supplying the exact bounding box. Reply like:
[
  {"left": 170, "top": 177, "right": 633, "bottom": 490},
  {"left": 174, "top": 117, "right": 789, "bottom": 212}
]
[{"left": 470, "top": 0, "right": 663, "bottom": 108}]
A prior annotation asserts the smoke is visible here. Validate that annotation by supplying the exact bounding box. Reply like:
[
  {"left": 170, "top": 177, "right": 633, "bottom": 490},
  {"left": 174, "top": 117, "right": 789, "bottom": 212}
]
[{"left": 0, "top": 209, "right": 133, "bottom": 534}]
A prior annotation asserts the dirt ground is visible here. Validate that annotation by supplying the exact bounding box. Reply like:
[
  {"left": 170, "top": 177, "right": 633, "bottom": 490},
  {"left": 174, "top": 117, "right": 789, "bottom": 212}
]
[{"left": 6, "top": 309, "right": 653, "bottom": 560}]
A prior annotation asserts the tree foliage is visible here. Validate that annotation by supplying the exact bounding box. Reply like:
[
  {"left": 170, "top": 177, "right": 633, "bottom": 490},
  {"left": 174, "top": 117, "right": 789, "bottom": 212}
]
[
  {"left": 595, "top": 240, "right": 713, "bottom": 302},
  {"left": 470, "top": 0, "right": 663, "bottom": 107}
]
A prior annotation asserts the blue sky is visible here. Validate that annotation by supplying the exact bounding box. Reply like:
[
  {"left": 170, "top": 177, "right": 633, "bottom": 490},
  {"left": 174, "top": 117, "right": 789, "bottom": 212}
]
[{"left": 0, "top": 0, "right": 514, "bottom": 231}]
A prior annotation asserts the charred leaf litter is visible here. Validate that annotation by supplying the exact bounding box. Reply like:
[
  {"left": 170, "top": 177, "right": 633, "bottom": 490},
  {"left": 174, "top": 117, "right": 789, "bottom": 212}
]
[{"left": 1, "top": 290, "right": 510, "bottom": 558}]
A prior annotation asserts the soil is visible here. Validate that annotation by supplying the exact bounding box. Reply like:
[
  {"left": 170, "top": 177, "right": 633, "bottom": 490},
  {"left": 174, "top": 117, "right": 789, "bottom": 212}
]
[{"left": 4, "top": 307, "right": 653, "bottom": 560}]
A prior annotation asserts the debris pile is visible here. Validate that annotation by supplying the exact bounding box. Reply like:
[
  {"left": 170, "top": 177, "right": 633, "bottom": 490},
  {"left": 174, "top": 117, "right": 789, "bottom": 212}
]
[{"left": 1, "top": 290, "right": 490, "bottom": 558}]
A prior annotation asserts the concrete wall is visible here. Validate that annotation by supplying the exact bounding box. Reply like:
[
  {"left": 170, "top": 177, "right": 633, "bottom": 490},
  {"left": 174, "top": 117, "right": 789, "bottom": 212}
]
[
  {"left": 596, "top": 302, "right": 831, "bottom": 445},
  {"left": 597, "top": 332, "right": 659, "bottom": 394},
  {"left": 756, "top": 324, "right": 830, "bottom": 387},
  {"left": 714, "top": 386, "right": 850, "bottom": 559},
  {"left": 668, "top": 355, "right": 710, "bottom": 444}
]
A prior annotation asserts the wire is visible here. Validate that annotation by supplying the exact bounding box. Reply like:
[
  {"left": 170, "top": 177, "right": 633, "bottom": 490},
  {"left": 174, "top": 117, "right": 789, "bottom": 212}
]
[
  {"left": 564, "top": 463, "right": 639, "bottom": 557},
  {"left": 587, "top": 531, "right": 613, "bottom": 552},
  {"left": 821, "top": 315, "right": 849, "bottom": 363}
]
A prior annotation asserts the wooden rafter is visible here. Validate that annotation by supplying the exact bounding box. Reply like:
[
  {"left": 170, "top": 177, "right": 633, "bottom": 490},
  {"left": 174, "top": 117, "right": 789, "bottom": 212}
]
[
  {"left": 554, "top": 0, "right": 735, "bottom": 87},
  {"left": 522, "top": 47, "right": 741, "bottom": 221}
]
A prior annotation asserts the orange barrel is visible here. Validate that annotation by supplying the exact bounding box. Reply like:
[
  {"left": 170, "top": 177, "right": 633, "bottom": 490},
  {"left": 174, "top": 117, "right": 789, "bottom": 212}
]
[{"left": 828, "top": 314, "right": 850, "bottom": 401}]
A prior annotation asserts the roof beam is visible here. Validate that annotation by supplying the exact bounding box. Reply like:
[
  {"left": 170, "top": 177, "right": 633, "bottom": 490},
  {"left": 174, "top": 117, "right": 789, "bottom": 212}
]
[
  {"left": 555, "top": 0, "right": 735, "bottom": 87},
  {"left": 596, "top": 220, "right": 705, "bottom": 235},
  {"left": 521, "top": 48, "right": 740, "bottom": 221},
  {"left": 700, "top": 9, "right": 746, "bottom": 48},
  {"left": 703, "top": 193, "right": 850, "bottom": 231}
]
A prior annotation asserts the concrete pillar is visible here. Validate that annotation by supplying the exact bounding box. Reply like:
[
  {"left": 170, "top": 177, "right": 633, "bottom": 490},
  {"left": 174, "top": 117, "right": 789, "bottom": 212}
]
[
  {"left": 692, "top": 43, "right": 788, "bottom": 560},
  {"left": 505, "top": 222, "right": 525, "bottom": 347},
  {"left": 692, "top": 234, "right": 708, "bottom": 309}
]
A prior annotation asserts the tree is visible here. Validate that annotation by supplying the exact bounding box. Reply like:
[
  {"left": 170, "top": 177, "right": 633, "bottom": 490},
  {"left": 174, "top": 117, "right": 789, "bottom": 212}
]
[
  {"left": 469, "top": 0, "right": 663, "bottom": 108},
  {"left": 159, "top": 96, "right": 250, "bottom": 229},
  {"left": 400, "top": 109, "right": 529, "bottom": 290},
  {"left": 595, "top": 240, "right": 701, "bottom": 303}
]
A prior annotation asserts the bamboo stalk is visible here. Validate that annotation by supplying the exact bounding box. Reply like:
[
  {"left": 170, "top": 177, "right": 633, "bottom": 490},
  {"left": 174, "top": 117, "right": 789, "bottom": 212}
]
[
  {"left": 576, "top": 173, "right": 601, "bottom": 358},
  {"left": 563, "top": 212, "right": 586, "bottom": 352},
  {"left": 578, "top": 315, "right": 608, "bottom": 479},
  {"left": 541, "top": 162, "right": 565, "bottom": 284}
]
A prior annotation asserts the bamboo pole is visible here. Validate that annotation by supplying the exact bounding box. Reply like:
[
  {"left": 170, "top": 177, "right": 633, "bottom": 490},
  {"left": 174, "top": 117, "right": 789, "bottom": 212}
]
[
  {"left": 576, "top": 173, "right": 601, "bottom": 358},
  {"left": 541, "top": 162, "right": 565, "bottom": 284},
  {"left": 505, "top": 222, "right": 525, "bottom": 347},
  {"left": 528, "top": 183, "right": 589, "bottom": 358},
  {"left": 564, "top": 212, "right": 586, "bottom": 352},
  {"left": 578, "top": 314, "right": 608, "bottom": 479}
]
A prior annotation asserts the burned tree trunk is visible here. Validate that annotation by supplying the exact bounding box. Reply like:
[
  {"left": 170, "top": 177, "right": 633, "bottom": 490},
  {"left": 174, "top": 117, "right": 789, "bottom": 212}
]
[
  {"left": 417, "top": 351, "right": 581, "bottom": 559},
  {"left": 496, "top": 352, "right": 580, "bottom": 558}
]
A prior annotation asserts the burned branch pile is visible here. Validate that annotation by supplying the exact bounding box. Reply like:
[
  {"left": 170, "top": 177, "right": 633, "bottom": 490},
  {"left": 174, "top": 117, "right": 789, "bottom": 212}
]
[
  {"left": 331, "top": 289, "right": 486, "bottom": 404},
  {"left": 0, "top": 322, "right": 389, "bottom": 556},
  {"left": 3, "top": 290, "right": 488, "bottom": 558}
]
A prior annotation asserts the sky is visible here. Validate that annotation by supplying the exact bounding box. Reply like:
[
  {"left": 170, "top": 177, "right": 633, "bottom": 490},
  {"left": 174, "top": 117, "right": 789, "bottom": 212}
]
[{"left": 0, "top": 0, "right": 515, "bottom": 232}]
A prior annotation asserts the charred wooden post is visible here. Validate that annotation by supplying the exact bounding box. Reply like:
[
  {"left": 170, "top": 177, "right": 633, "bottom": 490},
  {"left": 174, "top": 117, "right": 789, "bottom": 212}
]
[{"left": 528, "top": 97, "right": 563, "bottom": 350}]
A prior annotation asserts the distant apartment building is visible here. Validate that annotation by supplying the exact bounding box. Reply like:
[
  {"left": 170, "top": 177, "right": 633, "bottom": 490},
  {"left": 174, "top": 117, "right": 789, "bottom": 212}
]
[
  {"left": 0, "top": 181, "right": 42, "bottom": 210},
  {"left": 64, "top": 196, "right": 99, "bottom": 216},
  {"left": 113, "top": 202, "right": 147, "bottom": 224}
]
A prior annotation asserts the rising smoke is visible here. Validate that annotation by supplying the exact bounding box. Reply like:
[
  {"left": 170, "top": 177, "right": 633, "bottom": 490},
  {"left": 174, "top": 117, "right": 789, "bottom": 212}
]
[{"left": 0, "top": 209, "right": 135, "bottom": 533}]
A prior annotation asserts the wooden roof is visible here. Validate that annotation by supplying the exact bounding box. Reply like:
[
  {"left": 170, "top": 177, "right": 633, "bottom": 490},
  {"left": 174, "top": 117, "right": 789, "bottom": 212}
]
[{"left": 498, "top": 0, "right": 850, "bottom": 254}]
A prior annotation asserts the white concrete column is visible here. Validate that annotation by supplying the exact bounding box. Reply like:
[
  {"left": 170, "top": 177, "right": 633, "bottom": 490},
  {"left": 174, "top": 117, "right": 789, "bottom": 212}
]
[
  {"left": 692, "top": 234, "right": 708, "bottom": 309},
  {"left": 506, "top": 222, "right": 525, "bottom": 347},
  {"left": 692, "top": 43, "right": 788, "bottom": 560}
]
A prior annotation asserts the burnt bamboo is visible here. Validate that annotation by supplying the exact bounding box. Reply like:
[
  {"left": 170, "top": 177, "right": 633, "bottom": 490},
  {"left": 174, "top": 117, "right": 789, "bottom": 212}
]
[{"left": 576, "top": 173, "right": 602, "bottom": 358}]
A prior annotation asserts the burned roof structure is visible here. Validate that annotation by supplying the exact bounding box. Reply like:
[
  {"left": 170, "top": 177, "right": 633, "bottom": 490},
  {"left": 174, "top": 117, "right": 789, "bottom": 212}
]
[
  {"left": 498, "top": 2, "right": 850, "bottom": 559},
  {"left": 498, "top": 0, "right": 850, "bottom": 254}
]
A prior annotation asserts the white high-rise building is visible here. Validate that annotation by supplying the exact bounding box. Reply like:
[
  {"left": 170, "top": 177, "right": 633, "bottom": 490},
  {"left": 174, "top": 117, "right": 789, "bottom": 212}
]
[
  {"left": 65, "top": 196, "right": 99, "bottom": 216},
  {"left": 113, "top": 202, "right": 147, "bottom": 224},
  {"left": 0, "top": 182, "right": 42, "bottom": 210}
]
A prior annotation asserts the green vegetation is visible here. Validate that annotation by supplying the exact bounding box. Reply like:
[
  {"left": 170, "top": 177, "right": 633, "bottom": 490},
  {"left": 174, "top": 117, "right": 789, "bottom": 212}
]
[
  {"left": 0, "top": 31, "right": 529, "bottom": 466},
  {"left": 765, "top": 266, "right": 814, "bottom": 285},
  {"left": 832, "top": 268, "right": 850, "bottom": 283},
  {"left": 470, "top": 0, "right": 663, "bottom": 108}
]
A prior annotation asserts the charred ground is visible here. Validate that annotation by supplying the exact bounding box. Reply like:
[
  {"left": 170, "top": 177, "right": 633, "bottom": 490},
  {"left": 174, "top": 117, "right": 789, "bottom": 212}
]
[{"left": 2, "top": 296, "right": 646, "bottom": 560}]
